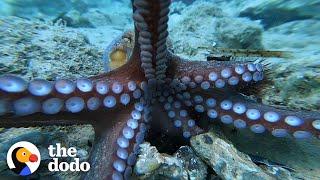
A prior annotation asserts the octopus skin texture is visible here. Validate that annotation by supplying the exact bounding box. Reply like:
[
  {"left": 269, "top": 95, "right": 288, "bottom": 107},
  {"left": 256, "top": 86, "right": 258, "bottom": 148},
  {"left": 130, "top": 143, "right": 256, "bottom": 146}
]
[{"left": 0, "top": 0, "right": 320, "bottom": 179}]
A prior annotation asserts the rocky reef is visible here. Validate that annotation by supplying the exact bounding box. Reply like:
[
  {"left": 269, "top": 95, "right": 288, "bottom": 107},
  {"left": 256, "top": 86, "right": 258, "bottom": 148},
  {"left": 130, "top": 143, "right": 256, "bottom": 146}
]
[
  {"left": 168, "top": 0, "right": 320, "bottom": 111},
  {"left": 135, "top": 143, "right": 207, "bottom": 179},
  {"left": 135, "top": 129, "right": 297, "bottom": 180},
  {"left": 169, "top": 1, "right": 264, "bottom": 60},
  {"left": 0, "top": 16, "right": 104, "bottom": 80}
]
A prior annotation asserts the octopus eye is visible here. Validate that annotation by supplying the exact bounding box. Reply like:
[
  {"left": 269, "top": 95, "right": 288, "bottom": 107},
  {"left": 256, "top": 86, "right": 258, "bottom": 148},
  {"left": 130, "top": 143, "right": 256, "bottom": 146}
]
[
  {"left": 104, "top": 31, "right": 134, "bottom": 71},
  {"left": 109, "top": 49, "right": 128, "bottom": 70}
]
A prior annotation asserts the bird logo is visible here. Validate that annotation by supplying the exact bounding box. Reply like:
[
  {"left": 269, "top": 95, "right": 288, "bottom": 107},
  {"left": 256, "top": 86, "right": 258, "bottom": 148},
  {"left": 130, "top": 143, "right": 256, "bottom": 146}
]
[{"left": 7, "top": 141, "right": 41, "bottom": 176}]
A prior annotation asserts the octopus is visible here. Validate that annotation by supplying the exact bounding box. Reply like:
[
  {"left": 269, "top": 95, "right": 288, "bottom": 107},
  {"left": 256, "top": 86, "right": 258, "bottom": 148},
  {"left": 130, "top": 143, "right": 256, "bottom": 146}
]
[{"left": 0, "top": 0, "right": 319, "bottom": 179}]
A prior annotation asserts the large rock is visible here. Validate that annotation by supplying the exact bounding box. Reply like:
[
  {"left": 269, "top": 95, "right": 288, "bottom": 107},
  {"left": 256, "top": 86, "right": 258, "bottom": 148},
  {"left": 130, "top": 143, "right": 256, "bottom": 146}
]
[
  {"left": 239, "top": 0, "right": 320, "bottom": 28},
  {"left": 0, "top": 16, "right": 104, "bottom": 80},
  {"left": 263, "top": 20, "right": 320, "bottom": 51},
  {"left": 215, "top": 17, "right": 263, "bottom": 50},
  {"left": 135, "top": 143, "right": 208, "bottom": 179},
  {"left": 221, "top": 125, "right": 320, "bottom": 180},
  {"left": 168, "top": 0, "right": 319, "bottom": 112},
  {"left": 190, "top": 132, "right": 276, "bottom": 180},
  {"left": 260, "top": 20, "right": 320, "bottom": 110},
  {"left": 169, "top": 1, "right": 263, "bottom": 60},
  {"left": 53, "top": 9, "right": 94, "bottom": 28}
]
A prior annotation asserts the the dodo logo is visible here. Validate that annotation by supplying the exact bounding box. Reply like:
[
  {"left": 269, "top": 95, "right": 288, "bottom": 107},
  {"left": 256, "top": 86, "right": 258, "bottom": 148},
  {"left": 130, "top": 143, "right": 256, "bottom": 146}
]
[{"left": 6, "top": 141, "right": 41, "bottom": 176}]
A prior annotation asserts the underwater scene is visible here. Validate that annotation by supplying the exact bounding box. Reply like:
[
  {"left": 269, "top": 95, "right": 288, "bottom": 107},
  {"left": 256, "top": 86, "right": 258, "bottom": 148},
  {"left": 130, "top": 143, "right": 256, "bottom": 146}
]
[{"left": 0, "top": 0, "right": 319, "bottom": 179}]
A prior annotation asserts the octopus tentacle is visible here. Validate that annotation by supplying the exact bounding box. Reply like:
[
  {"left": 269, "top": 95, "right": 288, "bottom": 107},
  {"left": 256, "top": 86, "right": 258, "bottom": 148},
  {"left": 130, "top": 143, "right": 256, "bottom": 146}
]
[
  {"left": 84, "top": 102, "right": 148, "bottom": 180},
  {"left": 169, "top": 56, "right": 264, "bottom": 91},
  {"left": 132, "top": 0, "right": 171, "bottom": 85},
  {"left": 0, "top": 58, "right": 146, "bottom": 117},
  {"left": 158, "top": 93, "right": 204, "bottom": 138},
  {"left": 226, "top": 96, "right": 320, "bottom": 138},
  {"left": 168, "top": 54, "right": 320, "bottom": 139},
  {"left": 186, "top": 91, "right": 320, "bottom": 139}
]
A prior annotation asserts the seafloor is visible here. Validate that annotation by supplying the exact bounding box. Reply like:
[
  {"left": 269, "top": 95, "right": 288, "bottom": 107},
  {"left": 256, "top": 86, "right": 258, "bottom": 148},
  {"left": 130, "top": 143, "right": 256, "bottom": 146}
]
[{"left": 0, "top": 0, "right": 319, "bottom": 179}]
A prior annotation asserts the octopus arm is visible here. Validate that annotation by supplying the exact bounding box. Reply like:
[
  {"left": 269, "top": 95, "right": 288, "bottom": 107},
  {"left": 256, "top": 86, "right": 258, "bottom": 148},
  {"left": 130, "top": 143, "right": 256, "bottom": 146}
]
[
  {"left": 169, "top": 56, "right": 264, "bottom": 92},
  {"left": 84, "top": 103, "right": 147, "bottom": 180},
  {"left": 156, "top": 94, "right": 204, "bottom": 138},
  {"left": 227, "top": 96, "right": 320, "bottom": 138},
  {"left": 186, "top": 90, "right": 320, "bottom": 139},
  {"left": 0, "top": 60, "right": 145, "bottom": 119}
]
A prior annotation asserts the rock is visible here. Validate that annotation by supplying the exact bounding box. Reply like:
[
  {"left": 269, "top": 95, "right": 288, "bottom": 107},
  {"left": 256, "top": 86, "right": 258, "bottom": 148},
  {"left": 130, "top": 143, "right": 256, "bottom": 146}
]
[
  {"left": 190, "top": 132, "right": 275, "bottom": 180},
  {"left": 168, "top": 0, "right": 319, "bottom": 123},
  {"left": 221, "top": 125, "right": 320, "bottom": 180},
  {"left": 81, "top": 9, "right": 112, "bottom": 27},
  {"left": 262, "top": 166, "right": 293, "bottom": 180},
  {"left": 168, "top": 1, "right": 225, "bottom": 61},
  {"left": 77, "top": 0, "right": 132, "bottom": 28},
  {"left": 197, "top": 15, "right": 320, "bottom": 177},
  {"left": 101, "top": 2, "right": 132, "bottom": 28},
  {"left": 175, "top": 146, "right": 208, "bottom": 180},
  {"left": 81, "top": 2, "right": 132, "bottom": 28},
  {"left": 259, "top": 20, "right": 320, "bottom": 111},
  {"left": 215, "top": 17, "right": 263, "bottom": 49},
  {"left": 168, "top": 0, "right": 319, "bottom": 114},
  {"left": 0, "top": 128, "right": 48, "bottom": 151},
  {"left": 263, "top": 20, "right": 320, "bottom": 51},
  {"left": 135, "top": 142, "right": 207, "bottom": 179},
  {"left": 135, "top": 143, "right": 187, "bottom": 179},
  {"left": 170, "top": 1, "right": 187, "bottom": 15},
  {"left": 0, "top": 16, "right": 104, "bottom": 81},
  {"left": 239, "top": 0, "right": 320, "bottom": 29},
  {"left": 169, "top": 1, "right": 263, "bottom": 60},
  {"left": 135, "top": 143, "right": 163, "bottom": 175},
  {"left": 53, "top": 10, "right": 94, "bottom": 28}
]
